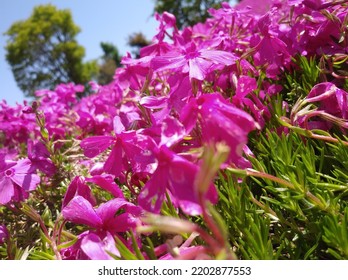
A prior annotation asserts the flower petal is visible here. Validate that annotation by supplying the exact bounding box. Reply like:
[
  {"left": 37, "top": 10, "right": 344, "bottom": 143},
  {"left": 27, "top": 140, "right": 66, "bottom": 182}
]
[
  {"left": 80, "top": 136, "right": 115, "bottom": 158},
  {"left": 86, "top": 175, "right": 125, "bottom": 198},
  {"left": 10, "top": 159, "right": 40, "bottom": 191},
  {"left": 104, "top": 142, "right": 123, "bottom": 177},
  {"left": 62, "top": 176, "right": 96, "bottom": 209},
  {"left": 160, "top": 116, "right": 186, "bottom": 147},
  {"left": 80, "top": 232, "right": 118, "bottom": 260},
  {"left": 96, "top": 198, "right": 141, "bottom": 233},
  {"left": 138, "top": 167, "right": 167, "bottom": 213},
  {"left": 62, "top": 196, "right": 103, "bottom": 228},
  {"left": 0, "top": 177, "right": 14, "bottom": 205}
]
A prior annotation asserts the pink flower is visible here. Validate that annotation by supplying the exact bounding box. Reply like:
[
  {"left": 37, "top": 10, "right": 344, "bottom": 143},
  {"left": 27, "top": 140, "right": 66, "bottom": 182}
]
[
  {"left": 138, "top": 146, "right": 218, "bottom": 215},
  {"left": 80, "top": 135, "right": 115, "bottom": 158},
  {"left": 295, "top": 83, "right": 348, "bottom": 130},
  {"left": 62, "top": 176, "right": 97, "bottom": 210},
  {"left": 151, "top": 42, "right": 238, "bottom": 81},
  {"left": 236, "top": 0, "right": 274, "bottom": 14},
  {"left": 85, "top": 175, "right": 125, "bottom": 199},
  {"left": 181, "top": 93, "right": 258, "bottom": 167},
  {"left": 80, "top": 117, "right": 157, "bottom": 177},
  {"left": 60, "top": 230, "right": 120, "bottom": 260},
  {"left": 62, "top": 196, "right": 142, "bottom": 234},
  {"left": 27, "top": 140, "right": 56, "bottom": 176},
  {"left": 62, "top": 196, "right": 142, "bottom": 259},
  {"left": 0, "top": 225, "right": 9, "bottom": 245},
  {"left": 79, "top": 231, "right": 119, "bottom": 260},
  {"left": 232, "top": 76, "right": 272, "bottom": 129},
  {"left": 306, "top": 82, "right": 348, "bottom": 120},
  {"left": 0, "top": 157, "right": 40, "bottom": 205},
  {"left": 153, "top": 11, "right": 178, "bottom": 42}
]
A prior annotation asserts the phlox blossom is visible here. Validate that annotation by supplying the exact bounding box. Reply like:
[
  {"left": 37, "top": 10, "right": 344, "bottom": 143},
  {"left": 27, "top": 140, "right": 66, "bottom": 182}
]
[
  {"left": 80, "top": 116, "right": 157, "bottom": 177},
  {"left": 181, "top": 93, "right": 258, "bottom": 168},
  {"left": 62, "top": 196, "right": 142, "bottom": 234},
  {"left": 0, "top": 156, "right": 40, "bottom": 205},
  {"left": 151, "top": 42, "right": 238, "bottom": 80},
  {"left": 60, "top": 230, "right": 119, "bottom": 260},
  {"left": 138, "top": 145, "right": 218, "bottom": 215}
]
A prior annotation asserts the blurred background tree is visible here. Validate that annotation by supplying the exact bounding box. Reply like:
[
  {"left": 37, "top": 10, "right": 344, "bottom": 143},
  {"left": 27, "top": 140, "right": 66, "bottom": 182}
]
[
  {"left": 4, "top": 4, "right": 98, "bottom": 98},
  {"left": 127, "top": 32, "right": 151, "bottom": 58},
  {"left": 153, "top": 0, "right": 237, "bottom": 29},
  {"left": 97, "top": 42, "right": 121, "bottom": 85}
]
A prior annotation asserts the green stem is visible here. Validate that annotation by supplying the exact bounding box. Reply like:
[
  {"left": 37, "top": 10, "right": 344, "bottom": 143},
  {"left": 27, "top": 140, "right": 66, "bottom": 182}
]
[
  {"left": 309, "top": 132, "right": 348, "bottom": 146},
  {"left": 198, "top": 195, "right": 226, "bottom": 250},
  {"left": 247, "top": 168, "right": 336, "bottom": 214}
]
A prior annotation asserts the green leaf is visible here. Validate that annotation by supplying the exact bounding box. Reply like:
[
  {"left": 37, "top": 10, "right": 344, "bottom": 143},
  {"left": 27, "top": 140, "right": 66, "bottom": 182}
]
[
  {"left": 57, "top": 237, "right": 78, "bottom": 250},
  {"left": 114, "top": 235, "right": 138, "bottom": 260}
]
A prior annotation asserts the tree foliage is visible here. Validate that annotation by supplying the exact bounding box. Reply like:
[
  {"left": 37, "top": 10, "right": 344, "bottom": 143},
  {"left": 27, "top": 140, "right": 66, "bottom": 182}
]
[
  {"left": 153, "top": 0, "right": 230, "bottom": 29},
  {"left": 97, "top": 42, "right": 121, "bottom": 85},
  {"left": 127, "top": 32, "right": 151, "bottom": 58},
  {"left": 4, "top": 4, "right": 97, "bottom": 97}
]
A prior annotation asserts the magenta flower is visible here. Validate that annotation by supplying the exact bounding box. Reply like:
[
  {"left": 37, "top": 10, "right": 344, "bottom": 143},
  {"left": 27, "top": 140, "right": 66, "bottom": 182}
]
[
  {"left": 85, "top": 174, "right": 125, "bottom": 199},
  {"left": 138, "top": 145, "right": 218, "bottom": 215},
  {"left": 306, "top": 82, "right": 348, "bottom": 120},
  {"left": 79, "top": 231, "right": 119, "bottom": 260},
  {"left": 80, "top": 135, "right": 115, "bottom": 158},
  {"left": 0, "top": 101, "right": 37, "bottom": 146},
  {"left": 160, "top": 246, "right": 208, "bottom": 260},
  {"left": 153, "top": 11, "right": 178, "bottom": 42},
  {"left": 139, "top": 74, "right": 193, "bottom": 124},
  {"left": 60, "top": 230, "right": 119, "bottom": 260},
  {"left": 62, "top": 176, "right": 96, "bottom": 210},
  {"left": 151, "top": 42, "right": 238, "bottom": 81},
  {"left": 159, "top": 115, "right": 187, "bottom": 147},
  {"left": 0, "top": 157, "right": 40, "bottom": 205},
  {"left": 242, "top": 11, "right": 292, "bottom": 78},
  {"left": 35, "top": 83, "right": 83, "bottom": 105},
  {"left": 0, "top": 225, "right": 9, "bottom": 245},
  {"left": 62, "top": 196, "right": 142, "bottom": 234},
  {"left": 117, "top": 54, "right": 151, "bottom": 91},
  {"left": 232, "top": 76, "right": 272, "bottom": 129},
  {"left": 236, "top": 0, "right": 274, "bottom": 14},
  {"left": 294, "top": 83, "right": 348, "bottom": 130},
  {"left": 81, "top": 117, "right": 157, "bottom": 177},
  {"left": 27, "top": 140, "right": 56, "bottom": 176},
  {"left": 181, "top": 93, "right": 258, "bottom": 168},
  {"left": 62, "top": 196, "right": 142, "bottom": 259}
]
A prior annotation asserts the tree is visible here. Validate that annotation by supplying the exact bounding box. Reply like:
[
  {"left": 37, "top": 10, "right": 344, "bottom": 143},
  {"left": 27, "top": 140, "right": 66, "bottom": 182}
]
[
  {"left": 127, "top": 32, "right": 151, "bottom": 58},
  {"left": 97, "top": 42, "right": 121, "bottom": 85},
  {"left": 153, "top": 0, "right": 234, "bottom": 29},
  {"left": 4, "top": 4, "right": 98, "bottom": 98}
]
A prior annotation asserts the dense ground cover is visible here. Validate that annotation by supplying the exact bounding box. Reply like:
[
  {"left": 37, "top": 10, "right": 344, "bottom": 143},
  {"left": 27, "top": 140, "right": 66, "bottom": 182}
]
[{"left": 1, "top": 0, "right": 348, "bottom": 260}]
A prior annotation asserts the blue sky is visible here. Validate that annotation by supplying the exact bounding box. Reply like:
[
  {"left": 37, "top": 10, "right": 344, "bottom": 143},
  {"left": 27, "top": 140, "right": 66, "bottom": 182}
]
[
  {"left": 0, "top": 0, "right": 159, "bottom": 105},
  {"left": 0, "top": 1, "right": 239, "bottom": 106}
]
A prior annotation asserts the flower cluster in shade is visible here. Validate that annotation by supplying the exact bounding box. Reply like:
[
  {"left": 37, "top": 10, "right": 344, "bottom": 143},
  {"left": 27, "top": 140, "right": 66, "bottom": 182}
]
[{"left": 1, "top": 0, "right": 348, "bottom": 259}]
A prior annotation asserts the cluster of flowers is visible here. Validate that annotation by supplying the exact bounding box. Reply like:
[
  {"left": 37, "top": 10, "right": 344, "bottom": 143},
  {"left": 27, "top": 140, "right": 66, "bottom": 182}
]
[{"left": 1, "top": 0, "right": 348, "bottom": 259}]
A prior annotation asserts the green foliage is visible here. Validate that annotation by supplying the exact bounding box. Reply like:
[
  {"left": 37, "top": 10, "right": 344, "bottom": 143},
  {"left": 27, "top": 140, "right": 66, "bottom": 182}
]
[
  {"left": 154, "top": 0, "right": 228, "bottom": 29},
  {"left": 97, "top": 42, "right": 122, "bottom": 85},
  {"left": 284, "top": 56, "right": 321, "bottom": 103},
  {"left": 127, "top": 32, "right": 151, "bottom": 59},
  {"left": 211, "top": 53, "right": 348, "bottom": 259},
  {"left": 213, "top": 127, "right": 348, "bottom": 259},
  {"left": 4, "top": 4, "right": 98, "bottom": 97}
]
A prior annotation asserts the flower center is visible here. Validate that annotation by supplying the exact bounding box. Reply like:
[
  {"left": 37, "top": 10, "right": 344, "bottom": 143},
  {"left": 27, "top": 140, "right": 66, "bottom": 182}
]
[
  {"left": 4, "top": 168, "right": 14, "bottom": 177},
  {"left": 185, "top": 51, "right": 200, "bottom": 60}
]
